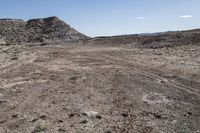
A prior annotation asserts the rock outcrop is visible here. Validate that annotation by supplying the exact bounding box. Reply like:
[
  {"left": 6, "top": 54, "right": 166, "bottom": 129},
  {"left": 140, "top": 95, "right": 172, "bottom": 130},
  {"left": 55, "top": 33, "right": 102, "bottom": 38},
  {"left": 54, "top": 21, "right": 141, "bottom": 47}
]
[{"left": 0, "top": 17, "right": 88, "bottom": 44}]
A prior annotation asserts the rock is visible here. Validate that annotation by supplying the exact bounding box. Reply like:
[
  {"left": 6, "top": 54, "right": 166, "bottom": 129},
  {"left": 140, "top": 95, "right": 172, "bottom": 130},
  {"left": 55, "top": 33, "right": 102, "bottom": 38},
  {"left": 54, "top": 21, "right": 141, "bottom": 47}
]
[
  {"left": 104, "top": 131, "right": 112, "bottom": 133},
  {"left": 0, "top": 119, "right": 7, "bottom": 124},
  {"left": 30, "top": 117, "right": 39, "bottom": 123},
  {"left": 0, "top": 93, "right": 8, "bottom": 103},
  {"left": 11, "top": 56, "right": 18, "bottom": 60},
  {"left": 153, "top": 113, "right": 162, "bottom": 119},
  {"left": 157, "top": 79, "right": 168, "bottom": 84},
  {"left": 58, "top": 128, "right": 67, "bottom": 132},
  {"left": 187, "top": 111, "right": 192, "bottom": 116},
  {"left": 0, "top": 38, "right": 6, "bottom": 45},
  {"left": 82, "top": 111, "right": 101, "bottom": 119},
  {"left": 58, "top": 120, "right": 64, "bottom": 123},
  {"left": 12, "top": 114, "right": 18, "bottom": 118},
  {"left": 68, "top": 113, "right": 74, "bottom": 118},
  {"left": 79, "top": 120, "right": 88, "bottom": 124},
  {"left": 121, "top": 113, "right": 128, "bottom": 117},
  {"left": 30, "top": 115, "right": 47, "bottom": 122},
  {"left": 96, "top": 115, "right": 102, "bottom": 119},
  {"left": 39, "top": 115, "right": 47, "bottom": 120}
]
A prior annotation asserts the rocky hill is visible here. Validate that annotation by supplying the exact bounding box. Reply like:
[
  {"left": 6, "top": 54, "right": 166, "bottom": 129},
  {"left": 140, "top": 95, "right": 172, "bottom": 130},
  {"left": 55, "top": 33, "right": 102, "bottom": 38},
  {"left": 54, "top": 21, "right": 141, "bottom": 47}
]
[{"left": 0, "top": 17, "right": 88, "bottom": 45}]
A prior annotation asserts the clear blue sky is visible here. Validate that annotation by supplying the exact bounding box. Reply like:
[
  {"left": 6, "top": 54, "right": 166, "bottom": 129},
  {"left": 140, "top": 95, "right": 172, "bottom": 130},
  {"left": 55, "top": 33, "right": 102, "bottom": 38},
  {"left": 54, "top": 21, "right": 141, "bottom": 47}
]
[{"left": 0, "top": 0, "right": 200, "bottom": 37}]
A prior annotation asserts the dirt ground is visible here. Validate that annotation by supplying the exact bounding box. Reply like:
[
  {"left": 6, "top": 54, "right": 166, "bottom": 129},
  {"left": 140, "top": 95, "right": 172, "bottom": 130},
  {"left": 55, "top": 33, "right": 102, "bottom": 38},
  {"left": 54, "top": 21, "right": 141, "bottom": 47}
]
[{"left": 0, "top": 43, "right": 200, "bottom": 133}]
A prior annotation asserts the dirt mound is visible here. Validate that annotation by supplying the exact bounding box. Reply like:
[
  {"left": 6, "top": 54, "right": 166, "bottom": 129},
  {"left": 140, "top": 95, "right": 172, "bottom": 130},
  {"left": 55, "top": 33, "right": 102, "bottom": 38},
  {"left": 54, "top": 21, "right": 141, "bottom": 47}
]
[{"left": 0, "top": 17, "right": 88, "bottom": 45}]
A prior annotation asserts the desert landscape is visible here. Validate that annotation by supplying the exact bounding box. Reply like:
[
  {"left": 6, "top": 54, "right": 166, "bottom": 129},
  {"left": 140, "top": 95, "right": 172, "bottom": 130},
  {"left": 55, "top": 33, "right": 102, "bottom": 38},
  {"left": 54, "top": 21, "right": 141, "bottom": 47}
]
[{"left": 0, "top": 17, "right": 200, "bottom": 133}]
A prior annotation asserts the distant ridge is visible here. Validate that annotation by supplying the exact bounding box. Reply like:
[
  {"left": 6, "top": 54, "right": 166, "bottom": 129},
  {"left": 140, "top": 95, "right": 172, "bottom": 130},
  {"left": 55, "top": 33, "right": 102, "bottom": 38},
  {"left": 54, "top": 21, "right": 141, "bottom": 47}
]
[
  {"left": 0, "top": 16, "right": 89, "bottom": 45},
  {"left": 91, "top": 29, "right": 200, "bottom": 48}
]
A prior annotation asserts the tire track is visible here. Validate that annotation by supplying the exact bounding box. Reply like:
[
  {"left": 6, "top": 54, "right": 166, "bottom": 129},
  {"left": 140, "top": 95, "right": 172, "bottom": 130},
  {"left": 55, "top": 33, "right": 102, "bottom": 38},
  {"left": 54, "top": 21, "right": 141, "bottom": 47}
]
[{"left": 96, "top": 53, "right": 200, "bottom": 96}]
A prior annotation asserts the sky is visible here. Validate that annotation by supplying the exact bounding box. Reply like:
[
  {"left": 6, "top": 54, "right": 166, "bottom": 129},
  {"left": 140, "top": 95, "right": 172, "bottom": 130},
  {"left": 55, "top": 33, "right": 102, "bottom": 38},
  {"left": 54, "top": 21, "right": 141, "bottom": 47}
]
[{"left": 0, "top": 0, "right": 200, "bottom": 37}]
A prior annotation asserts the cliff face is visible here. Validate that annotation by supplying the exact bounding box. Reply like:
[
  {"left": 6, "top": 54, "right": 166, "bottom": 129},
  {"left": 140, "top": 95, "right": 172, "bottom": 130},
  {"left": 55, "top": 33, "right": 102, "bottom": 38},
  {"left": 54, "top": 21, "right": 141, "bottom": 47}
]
[{"left": 0, "top": 17, "right": 88, "bottom": 44}]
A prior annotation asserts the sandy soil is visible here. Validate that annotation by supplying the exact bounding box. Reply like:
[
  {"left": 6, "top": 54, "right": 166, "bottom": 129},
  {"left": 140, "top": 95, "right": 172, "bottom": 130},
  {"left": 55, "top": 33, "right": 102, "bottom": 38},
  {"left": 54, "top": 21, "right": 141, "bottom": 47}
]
[{"left": 0, "top": 43, "right": 200, "bottom": 133}]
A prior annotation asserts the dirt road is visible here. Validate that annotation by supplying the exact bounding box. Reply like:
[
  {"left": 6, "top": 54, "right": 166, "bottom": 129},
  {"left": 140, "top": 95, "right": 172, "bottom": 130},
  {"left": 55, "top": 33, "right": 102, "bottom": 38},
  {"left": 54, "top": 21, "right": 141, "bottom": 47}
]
[{"left": 0, "top": 43, "right": 200, "bottom": 133}]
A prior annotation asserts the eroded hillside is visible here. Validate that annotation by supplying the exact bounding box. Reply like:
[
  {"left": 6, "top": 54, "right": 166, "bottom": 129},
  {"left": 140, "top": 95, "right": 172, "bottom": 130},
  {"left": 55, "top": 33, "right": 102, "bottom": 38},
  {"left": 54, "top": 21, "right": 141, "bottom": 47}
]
[{"left": 0, "top": 17, "right": 88, "bottom": 45}]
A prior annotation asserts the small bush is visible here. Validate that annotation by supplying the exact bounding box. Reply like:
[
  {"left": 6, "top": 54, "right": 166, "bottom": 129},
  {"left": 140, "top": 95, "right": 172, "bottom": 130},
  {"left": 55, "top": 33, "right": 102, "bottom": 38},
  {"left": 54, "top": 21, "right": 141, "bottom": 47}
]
[{"left": 32, "top": 125, "right": 47, "bottom": 133}]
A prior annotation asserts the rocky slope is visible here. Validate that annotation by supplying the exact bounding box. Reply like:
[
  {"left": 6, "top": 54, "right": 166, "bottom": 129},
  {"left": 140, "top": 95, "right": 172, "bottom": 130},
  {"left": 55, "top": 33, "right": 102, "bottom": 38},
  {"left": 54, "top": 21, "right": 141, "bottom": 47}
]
[{"left": 0, "top": 17, "right": 88, "bottom": 45}]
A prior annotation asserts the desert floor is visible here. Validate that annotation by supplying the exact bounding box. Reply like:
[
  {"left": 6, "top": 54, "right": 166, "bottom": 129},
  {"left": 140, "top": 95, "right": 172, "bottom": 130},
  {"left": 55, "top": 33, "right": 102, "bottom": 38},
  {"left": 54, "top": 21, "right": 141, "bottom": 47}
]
[{"left": 0, "top": 43, "right": 200, "bottom": 133}]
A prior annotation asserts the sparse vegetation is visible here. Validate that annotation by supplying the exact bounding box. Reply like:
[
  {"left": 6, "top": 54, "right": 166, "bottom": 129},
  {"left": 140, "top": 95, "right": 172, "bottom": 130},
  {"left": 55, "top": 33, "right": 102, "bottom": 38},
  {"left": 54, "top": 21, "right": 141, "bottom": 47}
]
[{"left": 32, "top": 125, "right": 47, "bottom": 133}]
